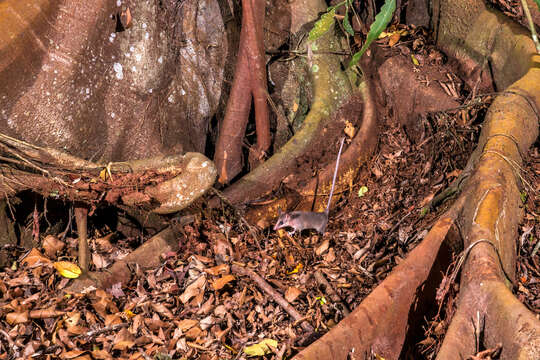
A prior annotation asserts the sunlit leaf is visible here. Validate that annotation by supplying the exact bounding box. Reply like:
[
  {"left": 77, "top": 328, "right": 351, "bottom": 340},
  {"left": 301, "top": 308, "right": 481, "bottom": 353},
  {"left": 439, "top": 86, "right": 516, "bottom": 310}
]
[
  {"left": 315, "top": 296, "right": 327, "bottom": 305},
  {"left": 99, "top": 168, "right": 107, "bottom": 181},
  {"left": 53, "top": 261, "right": 82, "bottom": 279},
  {"left": 287, "top": 263, "right": 303, "bottom": 275},
  {"left": 349, "top": 0, "right": 396, "bottom": 67},
  {"left": 243, "top": 339, "right": 278, "bottom": 357},
  {"left": 358, "top": 186, "right": 368, "bottom": 197},
  {"left": 309, "top": 8, "right": 336, "bottom": 41}
]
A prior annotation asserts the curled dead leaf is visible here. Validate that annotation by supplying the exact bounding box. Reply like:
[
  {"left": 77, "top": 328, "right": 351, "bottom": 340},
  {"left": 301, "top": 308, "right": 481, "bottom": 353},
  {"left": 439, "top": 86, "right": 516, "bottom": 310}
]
[
  {"left": 179, "top": 275, "right": 206, "bottom": 304},
  {"left": 204, "top": 263, "right": 229, "bottom": 276},
  {"left": 42, "top": 235, "right": 65, "bottom": 258},
  {"left": 315, "top": 239, "right": 330, "bottom": 256},
  {"left": 22, "top": 248, "right": 51, "bottom": 267},
  {"left": 211, "top": 274, "right": 235, "bottom": 290},
  {"left": 29, "top": 307, "right": 66, "bottom": 319}
]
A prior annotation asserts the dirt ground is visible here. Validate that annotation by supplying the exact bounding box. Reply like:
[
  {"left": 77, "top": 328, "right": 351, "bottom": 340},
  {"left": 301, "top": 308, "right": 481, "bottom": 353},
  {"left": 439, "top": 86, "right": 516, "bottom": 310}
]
[{"left": 0, "top": 24, "right": 538, "bottom": 360}]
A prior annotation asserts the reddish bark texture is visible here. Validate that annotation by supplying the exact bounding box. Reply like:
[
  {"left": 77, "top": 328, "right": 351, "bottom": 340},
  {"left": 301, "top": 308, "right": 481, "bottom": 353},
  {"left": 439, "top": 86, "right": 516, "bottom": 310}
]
[{"left": 214, "top": 0, "right": 270, "bottom": 183}]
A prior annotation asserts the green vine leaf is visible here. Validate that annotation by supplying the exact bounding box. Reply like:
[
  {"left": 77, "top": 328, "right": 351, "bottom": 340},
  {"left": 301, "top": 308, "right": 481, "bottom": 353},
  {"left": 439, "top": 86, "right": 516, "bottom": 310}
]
[
  {"left": 309, "top": 8, "right": 336, "bottom": 41},
  {"left": 534, "top": 0, "right": 540, "bottom": 11},
  {"left": 349, "top": 0, "right": 396, "bottom": 67},
  {"left": 343, "top": 13, "right": 355, "bottom": 36}
]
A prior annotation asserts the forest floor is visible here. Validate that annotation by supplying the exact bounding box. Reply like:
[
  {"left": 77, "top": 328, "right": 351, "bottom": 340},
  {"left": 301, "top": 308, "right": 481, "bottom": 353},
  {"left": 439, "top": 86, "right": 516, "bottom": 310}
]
[{"left": 0, "top": 25, "right": 538, "bottom": 360}]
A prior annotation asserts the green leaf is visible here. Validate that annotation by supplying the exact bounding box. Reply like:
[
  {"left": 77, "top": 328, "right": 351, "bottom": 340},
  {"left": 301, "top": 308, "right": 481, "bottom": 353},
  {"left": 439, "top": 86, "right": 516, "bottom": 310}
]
[
  {"left": 315, "top": 296, "right": 327, "bottom": 305},
  {"left": 343, "top": 13, "right": 355, "bottom": 36},
  {"left": 349, "top": 0, "right": 396, "bottom": 67},
  {"left": 309, "top": 8, "right": 336, "bottom": 41},
  {"left": 520, "top": 191, "right": 527, "bottom": 203},
  {"left": 534, "top": 0, "right": 540, "bottom": 11}
]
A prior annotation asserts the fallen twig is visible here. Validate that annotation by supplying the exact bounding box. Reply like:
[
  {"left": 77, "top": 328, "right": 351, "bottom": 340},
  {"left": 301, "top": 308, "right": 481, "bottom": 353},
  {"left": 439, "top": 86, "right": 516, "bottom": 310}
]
[
  {"left": 314, "top": 270, "right": 351, "bottom": 316},
  {"left": 232, "top": 264, "right": 314, "bottom": 333}
]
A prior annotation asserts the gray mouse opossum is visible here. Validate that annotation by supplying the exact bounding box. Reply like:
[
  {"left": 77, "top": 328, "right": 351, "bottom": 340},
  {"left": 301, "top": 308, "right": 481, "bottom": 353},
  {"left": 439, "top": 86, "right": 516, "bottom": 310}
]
[{"left": 273, "top": 137, "right": 345, "bottom": 235}]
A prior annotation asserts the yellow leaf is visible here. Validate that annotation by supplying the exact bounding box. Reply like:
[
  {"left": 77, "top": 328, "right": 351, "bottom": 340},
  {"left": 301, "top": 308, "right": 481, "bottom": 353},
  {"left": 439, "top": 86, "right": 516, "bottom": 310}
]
[
  {"left": 224, "top": 344, "right": 237, "bottom": 354},
  {"left": 358, "top": 186, "right": 368, "bottom": 197},
  {"left": 123, "top": 309, "right": 136, "bottom": 319},
  {"left": 54, "top": 261, "right": 82, "bottom": 279},
  {"left": 243, "top": 339, "right": 278, "bottom": 357},
  {"left": 287, "top": 263, "right": 303, "bottom": 275},
  {"left": 411, "top": 54, "right": 419, "bottom": 66},
  {"left": 99, "top": 168, "right": 107, "bottom": 181}
]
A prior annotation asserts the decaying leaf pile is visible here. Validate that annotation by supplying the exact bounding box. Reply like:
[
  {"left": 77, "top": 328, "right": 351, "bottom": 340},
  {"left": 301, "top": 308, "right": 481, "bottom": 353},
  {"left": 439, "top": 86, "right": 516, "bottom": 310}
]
[{"left": 1, "top": 90, "right": 537, "bottom": 358}]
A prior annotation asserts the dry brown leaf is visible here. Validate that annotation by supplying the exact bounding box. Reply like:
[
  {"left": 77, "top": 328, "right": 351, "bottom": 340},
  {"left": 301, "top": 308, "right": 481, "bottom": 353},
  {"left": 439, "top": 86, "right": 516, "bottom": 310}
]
[
  {"left": 179, "top": 275, "right": 206, "bottom": 304},
  {"left": 60, "top": 350, "right": 86, "bottom": 359},
  {"left": 29, "top": 307, "right": 66, "bottom": 319},
  {"left": 151, "top": 302, "right": 174, "bottom": 319},
  {"left": 145, "top": 317, "right": 169, "bottom": 331},
  {"left": 204, "top": 264, "right": 229, "bottom": 276},
  {"left": 112, "top": 328, "right": 135, "bottom": 351},
  {"left": 284, "top": 287, "right": 302, "bottom": 303},
  {"left": 324, "top": 248, "right": 336, "bottom": 262},
  {"left": 211, "top": 274, "right": 235, "bottom": 290},
  {"left": 184, "top": 326, "right": 203, "bottom": 340},
  {"left": 42, "top": 235, "right": 65, "bottom": 258},
  {"left": 104, "top": 313, "right": 123, "bottom": 326},
  {"left": 6, "top": 311, "right": 29, "bottom": 324},
  {"left": 419, "top": 193, "right": 435, "bottom": 208},
  {"left": 95, "top": 233, "right": 114, "bottom": 252},
  {"left": 91, "top": 349, "right": 113, "bottom": 360},
  {"left": 372, "top": 165, "right": 383, "bottom": 178},
  {"left": 177, "top": 319, "right": 198, "bottom": 332},
  {"left": 92, "top": 253, "right": 109, "bottom": 269},
  {"left": 120, "top": 7, "right": 132, "bottom": 29},
  {"left": 315, "top": 239, "right": 330, "bottom": 256},
  {"left": 388, "top": 32, "right": 401, "bottom": 46},
  {"left": 446, "top": 169, "right": 462, "bottom": 179},
  {"left": 22, "top": 248, "right": 51, "bottom": 267}
]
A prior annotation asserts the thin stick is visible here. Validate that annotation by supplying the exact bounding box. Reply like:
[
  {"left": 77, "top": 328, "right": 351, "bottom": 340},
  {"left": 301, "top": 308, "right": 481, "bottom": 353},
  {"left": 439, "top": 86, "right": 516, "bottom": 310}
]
[
  {"left": 75, "top": 206, "right": 89, "bottom": 272},
  {"left": 232, "top": 264, "right": 314, "bottom": 333}
]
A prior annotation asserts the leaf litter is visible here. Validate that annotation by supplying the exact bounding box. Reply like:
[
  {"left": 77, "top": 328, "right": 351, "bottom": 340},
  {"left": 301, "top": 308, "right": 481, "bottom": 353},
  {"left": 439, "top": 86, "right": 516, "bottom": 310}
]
[{"left": 1, "top": 25, "right": 538, "bottom": 360}]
